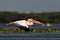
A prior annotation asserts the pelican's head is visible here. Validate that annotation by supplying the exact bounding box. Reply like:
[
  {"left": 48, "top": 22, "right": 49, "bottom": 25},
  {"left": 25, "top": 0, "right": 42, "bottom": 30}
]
[
  {"left": 27, "top": 18, "right": 44, "bottom": 24},
  {"left": 26, "top": 18, "right": 34, "bottom": 25},
  {"left": 27, "top": 18, "right": 34, "bottom": 22}
]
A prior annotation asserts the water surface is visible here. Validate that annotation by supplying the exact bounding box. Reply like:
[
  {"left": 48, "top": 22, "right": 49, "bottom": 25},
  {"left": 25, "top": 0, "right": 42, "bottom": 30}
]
[
  {"left": 0, "top": 33, "right": 60, "bottom": 40},
  {"left": 0, "top": 23, "right": 60, "bottom": 40}
]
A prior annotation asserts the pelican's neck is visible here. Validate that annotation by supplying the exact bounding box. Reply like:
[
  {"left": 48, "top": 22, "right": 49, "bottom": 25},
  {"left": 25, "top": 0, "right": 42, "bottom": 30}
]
[{"left": 26, "top": 21, "right": 33, "bottom": 26}]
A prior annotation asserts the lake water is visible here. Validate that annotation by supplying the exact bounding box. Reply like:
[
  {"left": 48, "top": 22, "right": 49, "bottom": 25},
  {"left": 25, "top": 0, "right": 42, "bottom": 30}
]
[
  {"left": 0, "top": 23, "right": 60, "bottom": 29},
  {"left": 0, "top": 33, "right": 60, "bottom": 40},
  {"left": 0, "top": 23, "right": 60, "bottom": 40}
]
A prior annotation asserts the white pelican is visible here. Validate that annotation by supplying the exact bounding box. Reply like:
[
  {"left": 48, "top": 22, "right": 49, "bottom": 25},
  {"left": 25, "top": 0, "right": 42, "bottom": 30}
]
[{"left": 6, "top": 18, "right": 52, "bottom": 31}]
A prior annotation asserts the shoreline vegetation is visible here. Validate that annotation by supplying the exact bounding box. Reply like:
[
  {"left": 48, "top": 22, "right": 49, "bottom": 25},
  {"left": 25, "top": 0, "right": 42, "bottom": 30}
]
[
  {"left": 0, "top": 11, "right": 60, "bottom": 33},
  {"left": 0, "top": 11, "right": 60, "bottom": 23},
  {"left": 0, "top": 28, "right": 60, "bottom": 34}
]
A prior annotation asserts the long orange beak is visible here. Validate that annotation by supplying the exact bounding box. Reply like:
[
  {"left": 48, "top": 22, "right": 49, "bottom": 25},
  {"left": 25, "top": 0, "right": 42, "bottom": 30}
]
[
  {"left": 32, "top": 20, "right": 44, "bottom": 24},
  {"left": 46, "top": 23, "right": 53, "bottom": 27}
]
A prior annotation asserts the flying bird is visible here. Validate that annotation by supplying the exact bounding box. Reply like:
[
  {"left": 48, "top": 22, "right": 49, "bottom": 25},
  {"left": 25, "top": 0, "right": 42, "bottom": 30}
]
[{"left": 6, "top": 18, "right": 52, "bottom": 31}]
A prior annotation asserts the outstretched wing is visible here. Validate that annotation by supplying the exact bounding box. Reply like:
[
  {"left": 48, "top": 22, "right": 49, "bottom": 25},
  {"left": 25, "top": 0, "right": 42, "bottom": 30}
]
[{"left": 6, "top": 22, "right": 19, "bottom": 26}]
